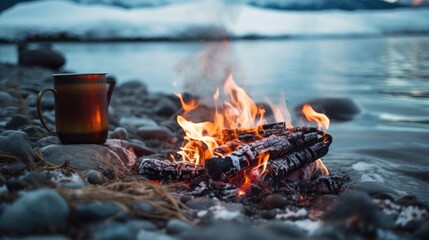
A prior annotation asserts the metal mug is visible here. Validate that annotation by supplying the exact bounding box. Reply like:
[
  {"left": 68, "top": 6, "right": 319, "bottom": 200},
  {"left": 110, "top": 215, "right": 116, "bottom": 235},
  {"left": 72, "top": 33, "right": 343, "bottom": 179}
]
[{"left": 37, "top": 73, "right": 115, "bottom": 144}]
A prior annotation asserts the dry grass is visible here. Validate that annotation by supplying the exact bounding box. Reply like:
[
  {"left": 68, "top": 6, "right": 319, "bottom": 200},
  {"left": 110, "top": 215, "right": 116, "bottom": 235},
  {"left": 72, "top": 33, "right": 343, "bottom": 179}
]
[
  {"left": 59, "top": 181, "right": 188, "bottom": 222},
  {"left": 0, "top": 151, "right": 19, "bottom": 162}
]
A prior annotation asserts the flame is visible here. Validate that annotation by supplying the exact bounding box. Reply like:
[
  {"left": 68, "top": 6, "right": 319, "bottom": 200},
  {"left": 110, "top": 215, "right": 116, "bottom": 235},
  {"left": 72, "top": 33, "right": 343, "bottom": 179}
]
[
  {"left": 302, "top": 104, "right": 330, "bottom": 130},
  {"left": 238, "top": 175, "right": 252, "bottom": 197},
  {"left": 177, "top": 74, "right": 275, "bottom": 165}
]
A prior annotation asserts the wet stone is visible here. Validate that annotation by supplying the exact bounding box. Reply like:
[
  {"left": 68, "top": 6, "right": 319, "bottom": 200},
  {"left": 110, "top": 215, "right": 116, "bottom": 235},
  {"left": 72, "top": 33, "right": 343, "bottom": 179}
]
[
  {"left": 5, "top": 115, "right": 31, "bottom": 130},
  {"left": 263, "top": 221, "right": 307, "bottom": 238},
  {"left": 137, "top": 230, "right": 177, "bottom": 240},
  {"left": 1, "top": 161, "right": 27, "bottom": 175},
  {"left": 166, "top": 219, "right": 192, "bottom": 235},
  {"left": 136, "top": 126, "right": 177, "bottom": 142},
  {"left": 0, "top": 91, "right": 17, "bottom": 105},
  {"left": 0, "top": 130, "right": 35, "bottom": 163},
  {"left": 260, "top": 194, "right": 290, "bottom": 210},
  {"left": 86, "top": 170, "right": 107, "bottom": 185},
  {"left": 75, "top": 201, "right": 125, "bottom": 222},
  {"left": 110, "top": 127, "right": 129, "bottom": 140},
  {"left": 153, "top": 97, "right": 179, "bottom": 117},
  {"left": 91, "top": 220, "right": 157, "bottom": 240},
  {"left": 323, "top": 191, "right": 394, "bottom": 230},
  {"left": 134, "top": 202, "right": 156, "bottom": 214},
  {"left": 185, "top": 197, "right": 216, "bottom": 210},
  {"left": 0, "top": 189, "right": 69, "bottom": 233}
]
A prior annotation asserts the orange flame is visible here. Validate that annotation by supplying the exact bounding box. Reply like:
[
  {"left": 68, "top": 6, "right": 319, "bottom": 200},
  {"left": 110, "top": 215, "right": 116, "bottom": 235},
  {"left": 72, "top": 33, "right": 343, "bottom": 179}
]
[
  {"left": 177, "top": 74, "right": 287, "bottom": 165},
  {"left": 302, "top": 104, "right": 330, "bottom": 130}
]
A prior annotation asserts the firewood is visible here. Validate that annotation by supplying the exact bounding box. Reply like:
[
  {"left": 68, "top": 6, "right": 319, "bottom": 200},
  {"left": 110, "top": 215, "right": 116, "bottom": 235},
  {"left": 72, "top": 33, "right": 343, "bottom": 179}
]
[
  {"left": 261, "top": 137, "right": 332, "bottom": 185},
  {"left": 205, "top": 128, "right": 328, "bottom": 181},
  {"left": 138, "top": 158, "right": 206, "bottom": 182},
  {"left": 222, "top": 122, "right": 286, "bottom": 142}
]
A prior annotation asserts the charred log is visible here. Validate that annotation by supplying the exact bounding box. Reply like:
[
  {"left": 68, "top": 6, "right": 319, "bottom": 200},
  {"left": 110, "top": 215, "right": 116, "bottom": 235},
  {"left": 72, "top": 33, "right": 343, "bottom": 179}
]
[
  {"left": 138, "top": 158, "right": 206, "bottom": 182},
  {"left": 205, "top": 129, "right": 328, "bottom": 181},
  {"left": 222, "top": 122, "right": 286, "bottom": 142},
  {"left": 261, "top": 137, "right": 332, "bottom": 185}
]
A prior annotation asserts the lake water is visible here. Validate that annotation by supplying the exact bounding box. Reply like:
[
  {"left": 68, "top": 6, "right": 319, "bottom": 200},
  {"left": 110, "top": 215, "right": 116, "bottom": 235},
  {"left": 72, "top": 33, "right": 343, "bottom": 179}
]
[{"left": 1, "top": 36, "right": 428, "bottom": 200}]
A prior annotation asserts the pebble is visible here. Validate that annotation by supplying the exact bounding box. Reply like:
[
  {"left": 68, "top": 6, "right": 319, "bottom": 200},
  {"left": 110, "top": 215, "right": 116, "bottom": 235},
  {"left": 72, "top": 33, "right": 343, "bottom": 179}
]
[
  {"left": 119, "top": 116, "right": 157, "bottom": 130},
  {"left": 0, "top": 189, "right": 69, "bottom": 232},
  {"left": 104, "top": 139, "right": 137, "bottom": 167},
  {"left": 137, "top": 230, "right": 177, "bottom": 240},
  {"left": 110, "top": 127, "right": 129, "bottom": 140},
  {"left": 136, "top": 126, "right": 177, "bottom": 142},
  {"left": 185, "top": 197, "right": 216, "bottom": 210},
  {"left": 134, "top": 202, "right": 156, "bottom": 214},
  {"left": 322, "top": 191, "right": 393, "bottom": 230},
  {"left": 34, "top": 136, "right": 61, "bottom": 150},
  {"left": 178, "top": 223, "right": 280, "bottom": 240},
  {"left": 0, "top": 130, "right": 35, "bottom": 163},
  {"left": 0, "top": 91, "right": 17, "bottom": 104},
  {"left": 263, "top": 221, "right": 307, "bottom": 238},
  {"left": 165, "top": 219, "right": 193, "bottom": 234},
  {"left": 10, "top": 235, "right": 71, "bottom": 240},
  {"left": 75, "top": 201, "right": 123, "bottom": 222},
  {"left": 39, "top": 144, "right": 126, "bottom": 174},
  {"left": 1, "top": 161, "right": 27, "bottom": 175},
  {"left": 5, "top": 115, "right": 31, "bottom": 130},
  {"left": 86, "top": 170, "right": 107, "bottom": 185},
  {"left": 260, "top": 193, "right": 290, "bottom": 210},
  {"left": 153, "top": 97, "right": 179, "bottom": 117},
  {"left": 91, "top": 220, "right": 157, "bottom": 240}
]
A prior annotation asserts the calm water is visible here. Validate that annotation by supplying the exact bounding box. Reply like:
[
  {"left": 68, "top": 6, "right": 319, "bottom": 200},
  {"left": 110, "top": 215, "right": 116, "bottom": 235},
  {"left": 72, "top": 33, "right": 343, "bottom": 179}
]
[{"left": 1, "top": 36, "right": 428, "bottom": 200}]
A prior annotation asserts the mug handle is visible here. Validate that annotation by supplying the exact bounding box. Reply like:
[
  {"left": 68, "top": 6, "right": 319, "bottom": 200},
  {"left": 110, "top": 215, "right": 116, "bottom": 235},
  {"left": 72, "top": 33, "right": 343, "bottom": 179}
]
[
  {"left": 106, "top": 78, "right": 116, "bottom": 105},
  {"left": 37, "top": 88, "right": 58, "bottom": 136}
]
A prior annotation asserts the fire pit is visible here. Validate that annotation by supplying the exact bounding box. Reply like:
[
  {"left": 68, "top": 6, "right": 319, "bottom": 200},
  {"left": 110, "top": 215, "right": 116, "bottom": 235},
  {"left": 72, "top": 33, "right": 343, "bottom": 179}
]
[{"left": 139, "top": 74, "right": 347, "bottom": 203}]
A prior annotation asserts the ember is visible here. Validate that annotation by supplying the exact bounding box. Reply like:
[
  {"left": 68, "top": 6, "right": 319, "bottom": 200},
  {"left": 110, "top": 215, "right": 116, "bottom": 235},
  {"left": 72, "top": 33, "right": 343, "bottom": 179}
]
[{"left": 139, "top": 74, "right": 346, "bottom": 201}]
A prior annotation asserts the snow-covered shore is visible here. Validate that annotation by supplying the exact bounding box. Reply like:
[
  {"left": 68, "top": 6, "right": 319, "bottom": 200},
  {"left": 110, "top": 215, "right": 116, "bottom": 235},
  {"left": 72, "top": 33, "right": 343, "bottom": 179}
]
[{"left": 1, "top": 0, "right": 429, "bottom": 41}]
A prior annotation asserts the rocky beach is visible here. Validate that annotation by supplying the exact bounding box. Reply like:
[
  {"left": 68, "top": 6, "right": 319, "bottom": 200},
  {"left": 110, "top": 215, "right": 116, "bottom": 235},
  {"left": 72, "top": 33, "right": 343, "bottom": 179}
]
[{"left": 0, "top": 58, "right": 428, "bottom": 240}]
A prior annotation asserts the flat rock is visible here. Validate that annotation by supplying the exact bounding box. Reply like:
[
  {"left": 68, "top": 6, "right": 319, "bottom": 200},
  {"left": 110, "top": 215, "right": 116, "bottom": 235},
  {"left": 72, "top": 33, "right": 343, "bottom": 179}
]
[
  {"left": 0, "top": 130, "right": 35, "bottom": 163},
  {"left": 0, "top": 189, "right": 69, "bottom": 233},
  {"left": 39, "top": 144, "right": 126, "bottom": 176},
  {"left": 296, "top": 97, "right": 360, "bottom": 121}
]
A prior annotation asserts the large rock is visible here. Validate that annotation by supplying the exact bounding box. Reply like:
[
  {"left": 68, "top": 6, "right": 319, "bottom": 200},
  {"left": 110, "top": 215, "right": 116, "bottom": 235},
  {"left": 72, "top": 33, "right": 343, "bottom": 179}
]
[
  {"left": 296, "top": 97, "right": 360, "bottom": 121},
  {"left": 18, "top": 42, "right": 66, "bottom": 70},
  {"left": 0, "top": 189, "right": 69, "bottom": 233},
  {"left": 39, "top": 144, "right": 126, "bottom": 176},
  {"left": 0, "top": 130, "right": 35, "bottom": 163}
]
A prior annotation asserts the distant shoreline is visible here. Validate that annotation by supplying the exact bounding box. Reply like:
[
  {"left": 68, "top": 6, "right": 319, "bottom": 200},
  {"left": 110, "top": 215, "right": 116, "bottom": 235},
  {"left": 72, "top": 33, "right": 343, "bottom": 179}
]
[{"left": 2, "top": 31, "right": 429, "bottom": 44}]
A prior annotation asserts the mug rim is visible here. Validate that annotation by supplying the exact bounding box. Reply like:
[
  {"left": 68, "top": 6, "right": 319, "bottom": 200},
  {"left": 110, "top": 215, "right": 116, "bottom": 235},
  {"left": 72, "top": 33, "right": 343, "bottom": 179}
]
[{"left": 52, "top": 73, "right": 107, "bottom": 77}]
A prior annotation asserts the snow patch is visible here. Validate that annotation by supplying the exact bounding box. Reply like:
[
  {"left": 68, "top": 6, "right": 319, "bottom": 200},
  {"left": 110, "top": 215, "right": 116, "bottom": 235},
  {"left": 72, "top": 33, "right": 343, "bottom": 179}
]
[{"left": 1, "top": 0, "right": 429, "bottom": 41}]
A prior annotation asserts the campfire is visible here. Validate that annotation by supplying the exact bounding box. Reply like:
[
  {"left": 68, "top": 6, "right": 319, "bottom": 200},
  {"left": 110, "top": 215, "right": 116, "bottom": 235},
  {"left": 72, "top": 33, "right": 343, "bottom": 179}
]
[{"left": 139, "top": 74, "right": 347, "bottom": 202}]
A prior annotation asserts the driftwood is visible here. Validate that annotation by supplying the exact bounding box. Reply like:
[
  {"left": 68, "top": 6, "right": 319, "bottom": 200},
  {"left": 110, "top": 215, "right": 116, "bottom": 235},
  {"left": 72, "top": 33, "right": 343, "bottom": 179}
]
[
  {"left": 138, "top": 159, "right": 205, "bottom": 182},
  {"left": 205, "top": 129, "right": 327, "bottom": 181}
]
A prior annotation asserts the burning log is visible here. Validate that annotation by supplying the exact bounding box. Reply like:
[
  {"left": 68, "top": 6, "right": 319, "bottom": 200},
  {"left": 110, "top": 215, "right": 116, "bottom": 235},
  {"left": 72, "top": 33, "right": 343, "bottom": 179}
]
[
  {"left": 205, "top": 128, "right": 328, "bottom": 181},
  {"left": 138, "top": 159, "right": 206, "bottom": 182},
  {"left": 261, "top": 136, "right": 332, "bottom": 185},
  {"left": 222, "top": 122, "right": 286, "bottom": 142}
]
